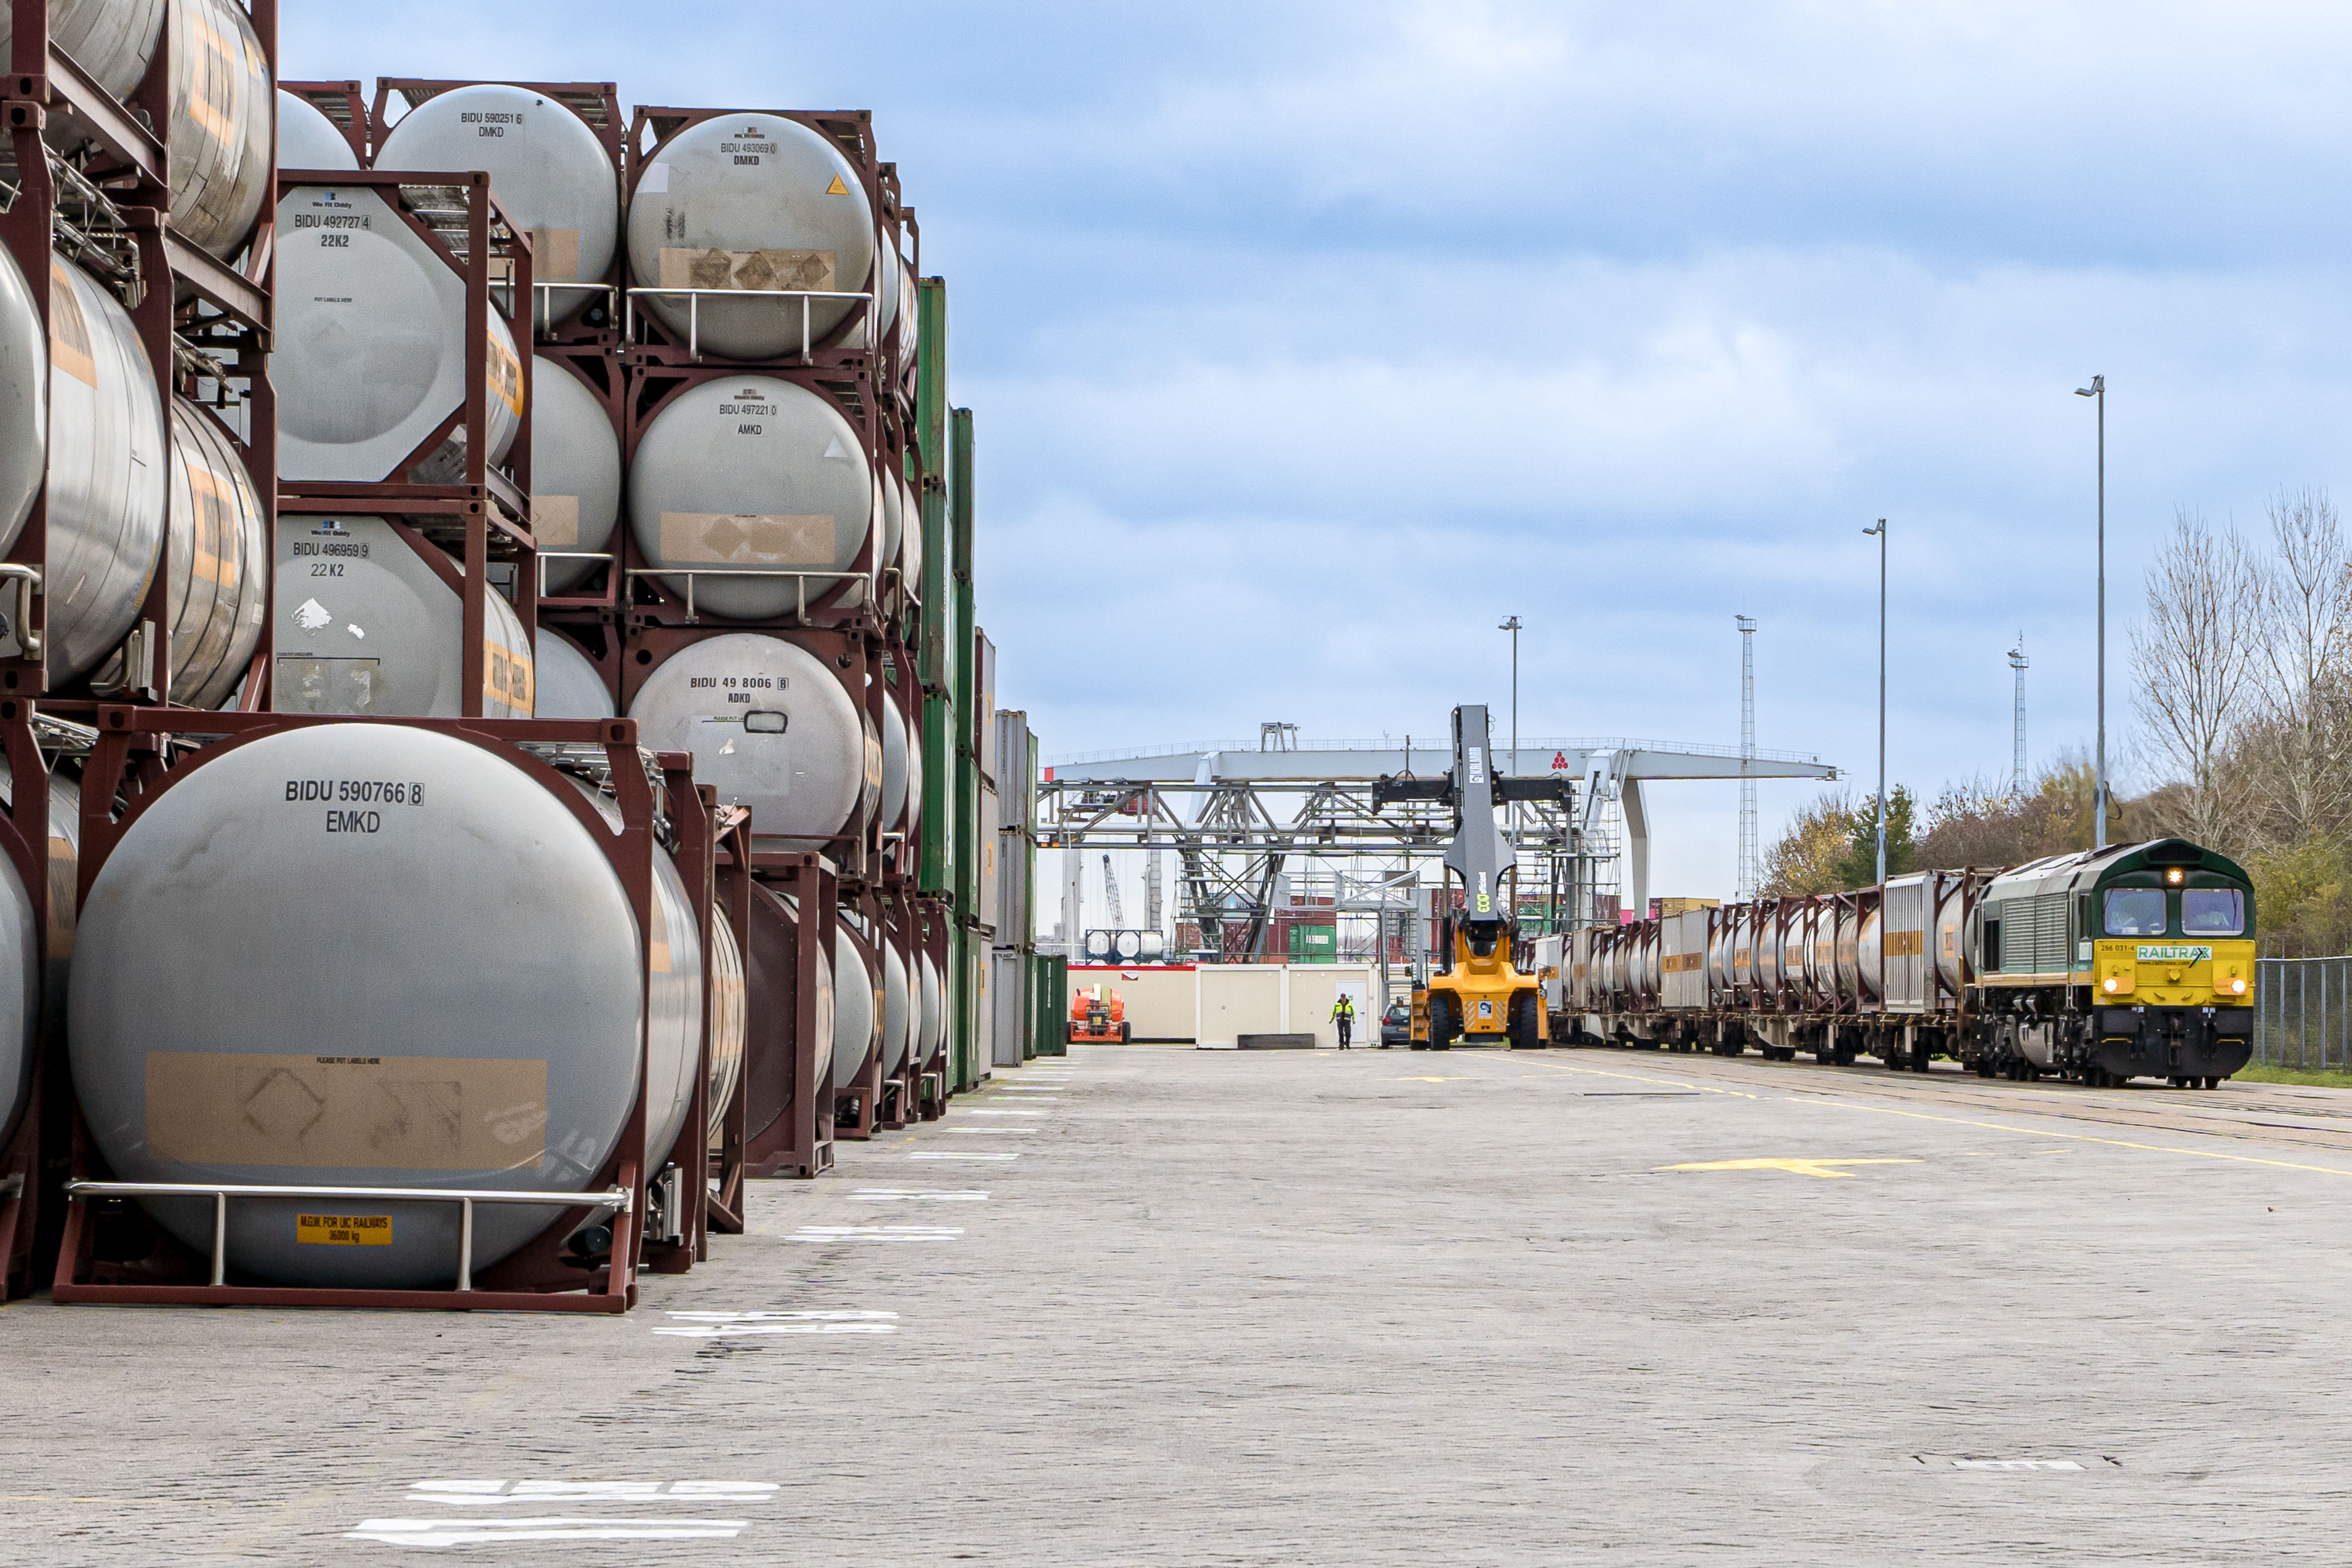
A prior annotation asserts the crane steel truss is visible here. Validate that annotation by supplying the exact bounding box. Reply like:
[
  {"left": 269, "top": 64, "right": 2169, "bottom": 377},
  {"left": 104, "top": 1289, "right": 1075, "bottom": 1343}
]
[
  {"left": 1038, "top": 777, "right": 1582, "bottom": 962},
  {"left": 1036, "top": 737, "right": 1839, "bottom": 962}
]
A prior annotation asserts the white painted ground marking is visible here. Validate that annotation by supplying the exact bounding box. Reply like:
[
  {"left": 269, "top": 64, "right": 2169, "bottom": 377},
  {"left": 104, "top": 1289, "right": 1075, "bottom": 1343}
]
[
  {"left": 349, "top": 1517, "right": 750, "bottom": 1545},
  {"left": 654, "top": 1310, "right": 898, "bottom": 1338},
  {"left": 785, "top": 1225, "right": 962, "bottom": 1242},
  {"left": 907, "top": 1151, "right": 1021, "bottom": 1160},
  {"left": 846, "top": 1188, "right": 988, "bottom": 1201},
  {"left": 409, "top": 1482, "right": 776, "bottom": 1507},
  {"left": 1950, "top": 1459, "right": 2084, "bottom": 1471}
]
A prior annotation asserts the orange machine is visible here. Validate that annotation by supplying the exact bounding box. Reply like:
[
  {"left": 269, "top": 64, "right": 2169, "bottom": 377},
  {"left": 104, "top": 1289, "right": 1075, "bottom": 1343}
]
[{"left": 1069, "top": 984, "right": 1130, "bottom": 1043}]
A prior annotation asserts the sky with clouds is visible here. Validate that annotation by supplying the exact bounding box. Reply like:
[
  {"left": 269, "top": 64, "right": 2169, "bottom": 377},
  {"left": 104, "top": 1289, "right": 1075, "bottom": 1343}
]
[{"left": 288, "top": 1, "right": 2352, "bottom": 916}]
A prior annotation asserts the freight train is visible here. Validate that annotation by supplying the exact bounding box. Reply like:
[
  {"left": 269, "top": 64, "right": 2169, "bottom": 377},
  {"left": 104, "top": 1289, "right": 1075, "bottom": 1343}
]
[{"left": 1533, "top": 838, "right": 2255, "bottom": 1088}]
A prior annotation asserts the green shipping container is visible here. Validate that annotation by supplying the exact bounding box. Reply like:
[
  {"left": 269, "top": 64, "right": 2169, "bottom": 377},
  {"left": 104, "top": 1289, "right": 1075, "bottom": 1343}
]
[{"left": 1290, "top": 926, "right": 1338, "bottom": 963}]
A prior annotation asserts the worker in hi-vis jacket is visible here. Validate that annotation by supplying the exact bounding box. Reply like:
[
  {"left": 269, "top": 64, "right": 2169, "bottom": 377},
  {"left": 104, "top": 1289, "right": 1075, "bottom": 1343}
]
[{"left": 1331, "top": 993, "right": 1357, "bottom": 1049}]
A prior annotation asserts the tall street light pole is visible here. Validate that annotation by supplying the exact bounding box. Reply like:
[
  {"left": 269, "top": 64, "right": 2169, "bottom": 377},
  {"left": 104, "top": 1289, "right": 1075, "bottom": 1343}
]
[
  {"left": 1862, "top": 519, "right": 1887, "bottom": 883},
  {"left": 1498, "top": 616, "right": 1521, "bottom": 771},
  {"left": 2074, "top": 374, "right": 2107, "bottom": 848}
]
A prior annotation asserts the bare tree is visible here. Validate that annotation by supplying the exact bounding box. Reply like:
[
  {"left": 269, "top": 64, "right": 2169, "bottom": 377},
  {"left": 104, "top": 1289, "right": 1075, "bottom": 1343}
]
[
  {"left": 2241, "top": 489, "right": 2352, "bottom": 845},
  {"left": 2132, "top": 509, "right": 2263, "bottom": 850}
]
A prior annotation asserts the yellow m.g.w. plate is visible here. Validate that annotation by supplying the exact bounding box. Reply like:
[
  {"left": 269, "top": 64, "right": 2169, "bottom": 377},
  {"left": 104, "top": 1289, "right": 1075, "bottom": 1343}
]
[{"left": 296, "top": 1213, "right": 392, "bottom": 1246}]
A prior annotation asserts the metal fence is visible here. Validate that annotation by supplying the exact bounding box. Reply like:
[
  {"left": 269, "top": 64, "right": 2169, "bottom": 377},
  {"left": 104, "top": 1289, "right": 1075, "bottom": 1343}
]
[{"left": 2255, "top": 956, "right": 2352, "bottom": 1071}]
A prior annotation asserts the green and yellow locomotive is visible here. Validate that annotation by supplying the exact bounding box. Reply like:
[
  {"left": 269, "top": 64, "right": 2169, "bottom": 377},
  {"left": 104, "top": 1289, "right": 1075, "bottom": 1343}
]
[{"left": 1971, "top": 838, "right": 2254, "bottom": 1087}]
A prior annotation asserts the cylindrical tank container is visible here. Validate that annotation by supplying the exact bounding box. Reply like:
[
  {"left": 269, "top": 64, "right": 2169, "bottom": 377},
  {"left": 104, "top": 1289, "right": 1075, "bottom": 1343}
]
[
  {"left": 374, "top": 84, "right": 617, "bottom": 322},
  {"left": 880, "top": 695, "right": 908, "bottom": 835},
  {"left": 626, "top": 376, "right": 872, "bottom": 620},
  {"left": 917, "top": 949, "right": 942, "bottom": 1066},
  {"left": 832, "top": 920, "right": 876, "bottom": 1089},
  {"left": 708, "top": 904, "right": 746, "bottom": 1147},
  {"left": 275, "top": 184, "right": 523, "bottom": 485},
  {"left": 880, "top": 933, "right": 909, "bottom": 1075},
  {"left": 1833, "top": 904, "right": 1859, "bottom": 1005},
  {"left": 41, "top": 254, "right": 167, "bottom": 682},
  {"left": 905, "top": 710, "right": 925, "bottom": 836},
  {"left": 528, "top": 358, "right": 620, "bottom": 594},
  {"left": 746, "top": 888, "right": 835, "bottom": 1155},
  {"left": 1639, "top": 927, "right": 1661, "bottom": 1000},
  {"left": 534, "top": 629, "right": 613, "bottom": 720},
  {"left": 278, "top": 89, "right": 359, "bottom": 171},
  {"left": 1934, "top": 878, "right": 1968, "bottom": 997},
  {"left": 1857, "top": 905, "right": 1883, "bottom": 1006},
  {"left": 0, "top": 246, "right": 45, "bottom": 556},
  {"left": 1, "top": 1, "right": 164, "bottom": 101},
  {"left": 1730, "top": 907, "right": 1755, "bottom": 998},
  {"left": 898, "top": 474, "right": 922, "bottom": 584},
  {"left": 626, "top": 634, "right": 870, "bottom": 852},
  {"left": 271, "top": 517, "right": 532, "bottom": 718},
  {"left": 0, "top": 764, "right": 76, "bottom": 1152},
  {"left": 69, "top": 725, "right": 700, "bottom": 1289},
  {"left": 164, "top": 0, "right": 273, "bottom": 261},
  {"left": 876, "top": 468, "right": 901, "bottom": 573},
  {"left": 625, "top": 113, "right": 875, "bottom": 361},
  {"left": 1706, "top": 911, "right": 1732, "bottom": 1002},
  {"left": 93, "top": 396, "right": 266, "bottom": 706}
]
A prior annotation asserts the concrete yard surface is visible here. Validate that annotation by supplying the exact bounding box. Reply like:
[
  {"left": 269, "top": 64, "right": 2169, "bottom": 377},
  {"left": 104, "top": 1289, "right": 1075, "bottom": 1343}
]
[{"left": 4, "top": 1044, "right": 2350, "bottom": 1564}]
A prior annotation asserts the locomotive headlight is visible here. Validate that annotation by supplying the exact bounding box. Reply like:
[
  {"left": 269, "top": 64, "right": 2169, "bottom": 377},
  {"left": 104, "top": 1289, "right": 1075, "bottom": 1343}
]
[
  {"left": 2166, "top": 868, "right": 2184, "bottom": 884},
  {"left": 2103, "top": 976, "right": 2119, "bottom": 993},
  {"left": 2230, "top": 977, "right": 2247, "bottom": 995}
]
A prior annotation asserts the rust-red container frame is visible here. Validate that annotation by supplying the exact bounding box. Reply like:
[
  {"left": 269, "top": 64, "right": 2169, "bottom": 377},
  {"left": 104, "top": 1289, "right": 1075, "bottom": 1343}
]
[{"left": 49, "top": 709, "right": 706, "bottom": 1313}]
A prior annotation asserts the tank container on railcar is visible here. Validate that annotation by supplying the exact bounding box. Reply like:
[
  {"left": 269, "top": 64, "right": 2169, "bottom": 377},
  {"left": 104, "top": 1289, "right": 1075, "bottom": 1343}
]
[
  {"left": 1879, "top": 874, "right": 1933, "bottom": 1011},
  {"left": 626, "top": 376, "right": 873, "bottom": 620},
  {"left": 0, "top": 764, "right": 77, "bottom": 1152},
  {"left": 624, "top": 114, "right": 875, "bottom": 361},
  {"left": 527, "top": 357, "right": 620, "bottom": 594},
  {"left": 625, "top": 633, "right": 875, "bottom": 852},
  {"left": 164, "top": 0, "right": 273, "bottom": 261},
  {"left": 374, "top": 84, "right": 617, "bottom": 321},
  {"left": 274, "top": 185, "right": 523, "bottom": 484},
  {"left": 277, "top": 89, "right": 359, "bottom": 170},
  {"left": 1934, "top": 877, "right": 1971, "bottom": 995},
  {"left": 0, "top": 247, "right": 43, "bottom": 553},
  {"left": 68, "top": 725, "right": 701, "bottom": 1289},
  {"left": 38, "top": 254, "right": 168, "bottom": 682},
  {"left": 270, "top": 517, "right": 532, "bottom": 718},
  {"left": 533, "top": 628, "right": 614, "bottom": 720},
  {"left": 93, "top": 396, "right": 266, "bottom": 706}
]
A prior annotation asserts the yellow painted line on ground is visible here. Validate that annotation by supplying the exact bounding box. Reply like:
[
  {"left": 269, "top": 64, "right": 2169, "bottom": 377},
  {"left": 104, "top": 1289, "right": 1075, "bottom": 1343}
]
[{"left": 1657, "top": 1157, "right": 1924, "bottom": 1179}]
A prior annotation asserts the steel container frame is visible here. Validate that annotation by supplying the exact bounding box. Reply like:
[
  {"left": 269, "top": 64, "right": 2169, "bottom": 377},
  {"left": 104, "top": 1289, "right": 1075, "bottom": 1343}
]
[{"left": 50, "top": 709, "right": 720, "bottom": 1312}]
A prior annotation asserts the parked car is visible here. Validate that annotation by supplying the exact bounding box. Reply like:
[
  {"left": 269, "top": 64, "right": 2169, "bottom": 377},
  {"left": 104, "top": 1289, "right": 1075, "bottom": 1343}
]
[{"left": 1380, "top": 1000, "right": 1412, "bottom": 1047}]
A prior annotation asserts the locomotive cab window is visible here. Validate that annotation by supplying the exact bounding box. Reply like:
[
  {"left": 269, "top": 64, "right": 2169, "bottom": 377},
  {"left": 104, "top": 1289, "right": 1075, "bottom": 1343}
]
[
  {"left": 2103, "top": 888, "right": 2167, "bottom": 937},
  {"left": 2181, "top": 888, "right": 2245, "bottom": 936}
]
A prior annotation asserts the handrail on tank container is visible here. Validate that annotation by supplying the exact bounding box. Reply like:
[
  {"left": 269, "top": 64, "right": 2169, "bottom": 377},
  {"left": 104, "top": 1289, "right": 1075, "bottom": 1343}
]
[
  {"left": 0, "top": 563, "right": 42, "bottom": 659},
  {"left": 622, "top": 287, "right": 875, "bottom": 364},
  {"left": 622, "top": 565, "right": 876, "bottom": 623},
  {"left": 63, "top": 1180, "right": 632, "bottom": 1293}
]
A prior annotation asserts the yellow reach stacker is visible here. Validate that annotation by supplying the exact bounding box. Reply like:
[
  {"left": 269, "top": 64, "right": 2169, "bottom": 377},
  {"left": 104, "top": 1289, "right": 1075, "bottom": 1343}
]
[{"left": 1374, "top": 704, "right": 1569, "bottom": 1049}]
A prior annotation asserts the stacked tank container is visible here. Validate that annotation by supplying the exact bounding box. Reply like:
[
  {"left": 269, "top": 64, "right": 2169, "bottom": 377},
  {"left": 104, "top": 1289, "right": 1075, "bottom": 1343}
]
[{"left": 0, "top": 0, "right": 278, "bottom": 1299}]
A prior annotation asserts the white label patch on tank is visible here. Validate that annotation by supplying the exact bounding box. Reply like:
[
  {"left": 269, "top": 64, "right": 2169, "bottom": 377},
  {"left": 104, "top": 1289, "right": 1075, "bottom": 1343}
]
[
  {"left": 821, "top": 433, "right": 851, "bottom": 463},
  {"left": 293, "top": 597, "right": 333, "bottom": 630}
]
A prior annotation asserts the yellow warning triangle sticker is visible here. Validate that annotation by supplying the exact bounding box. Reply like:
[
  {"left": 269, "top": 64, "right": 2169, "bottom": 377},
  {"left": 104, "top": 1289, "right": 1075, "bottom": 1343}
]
[{"left": 825, "top": 174, "right": 849, "bottom": 196}]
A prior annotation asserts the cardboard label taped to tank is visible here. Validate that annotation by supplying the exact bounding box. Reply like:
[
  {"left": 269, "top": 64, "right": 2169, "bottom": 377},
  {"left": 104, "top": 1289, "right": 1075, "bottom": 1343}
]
[
  {"left": 658, "top": 247, "right": 835, "bottom": 293},
  {"left": 526, "top": 227, "right": 581, "bottom": 282},
  {"left": 532, "top": 494, "right": 581, "bottom": 547},
  {"left": 144, "top": 1052, "right": 549, "bottom": 1170},
  {"left": 660, "top": 512, "right": 835, "bottom": 564}
]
